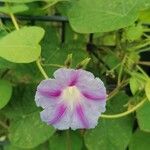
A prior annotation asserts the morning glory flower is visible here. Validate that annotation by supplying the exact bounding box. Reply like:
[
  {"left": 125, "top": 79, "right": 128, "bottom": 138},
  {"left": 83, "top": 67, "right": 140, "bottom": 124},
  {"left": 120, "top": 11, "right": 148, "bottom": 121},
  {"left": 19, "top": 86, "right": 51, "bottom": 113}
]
[{"left": 35, "top": 68, "right": 106, "bottom": 130}]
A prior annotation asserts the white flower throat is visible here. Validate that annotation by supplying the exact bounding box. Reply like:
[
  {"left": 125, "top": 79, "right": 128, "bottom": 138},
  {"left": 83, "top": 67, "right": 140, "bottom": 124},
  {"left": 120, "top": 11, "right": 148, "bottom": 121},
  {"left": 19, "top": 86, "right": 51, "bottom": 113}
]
[{"left": 62, "top": 86, "right": 81, "bottom": 109}]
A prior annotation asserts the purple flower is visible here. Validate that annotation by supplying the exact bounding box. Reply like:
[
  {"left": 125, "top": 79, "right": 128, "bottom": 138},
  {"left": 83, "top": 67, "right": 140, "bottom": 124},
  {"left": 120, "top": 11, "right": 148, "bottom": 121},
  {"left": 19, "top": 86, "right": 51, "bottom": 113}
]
[{"left": 35, "top": 68, "right": 107, "bottom": 130}]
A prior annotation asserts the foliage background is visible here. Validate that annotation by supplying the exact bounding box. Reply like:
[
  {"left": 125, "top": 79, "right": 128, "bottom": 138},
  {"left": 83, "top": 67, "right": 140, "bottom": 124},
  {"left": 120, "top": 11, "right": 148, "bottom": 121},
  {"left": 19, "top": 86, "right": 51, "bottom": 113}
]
[{"left": 0, "top": 0, "right": 150, "bottom": 149}]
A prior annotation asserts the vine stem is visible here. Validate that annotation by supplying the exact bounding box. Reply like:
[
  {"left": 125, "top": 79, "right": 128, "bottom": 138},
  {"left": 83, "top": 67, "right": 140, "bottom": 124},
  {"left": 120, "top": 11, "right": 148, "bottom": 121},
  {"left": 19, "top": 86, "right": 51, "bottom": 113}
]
[
  {"left": 129, "top": 39, "right": 150, "bottom": 51},
  {"left": 10, "top": 13, "right": 19, "bottom": 30},
  {"left": 66, "top": 130, "right": 71, "bottom": 150},
  {"left": 136, "top": 65, "right": 149, "bottom": 79},
  {"left": 101, "top": 97, "right": 147, "bottom": 119},
  {"left": 42, "top": 63, "right": 64, "bottom": 68},
  {"left": 125, "top": 55, "right": 149, "bottom": 79},
  {"left": 117, "top": 55, "right": 126, "bottom": 86},
  {"left": 138, "top": 61, "right": 150, "bottom": 66},
  {"left": 107, "top": 79, "right": 129, "bottom": 101},
  {"left": 10, "top": 13, "right": 49, "bottom": 79},
  {"left": 36, "top": 59, "right": 49, "bottom": 79},
  {"left": 137, "top": 47, "right": 150, "bottom": 53}
]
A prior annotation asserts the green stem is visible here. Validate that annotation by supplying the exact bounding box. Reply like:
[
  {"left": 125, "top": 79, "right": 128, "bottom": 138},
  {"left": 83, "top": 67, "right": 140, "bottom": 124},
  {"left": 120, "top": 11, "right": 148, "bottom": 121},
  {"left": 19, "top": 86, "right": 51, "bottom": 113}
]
[
  {"left": 138, "top": 61, "right": 150, "bottom": 66},
  {"left": 107, "top": 79, "right": 129, "bottom": 101},
  {"left": 143, "top": 28, "right": 150, "bottom": 32},
  {"left": 136, "top": 65, "right": 149, "bottom": 79},
  {"left": 125, "top": 55, "right": 149, "bottom": 79},
  {"left": 42, "top": 63, "right": 64, "bottom": 68},
  {"left": 129, "top": 39, "right": 150, "bottom": 51},
  {"left": 10, "top": 13, "right": 19, "bottom": 30},
  {"left": 117, "top": 56, "right": 126, "bottom": 86},
  {"left": 110, "top": 63, "right": 121, "bottom": 71},
  {"left": 66, "top": 130, "right": 71, "bottom": 150},
  {"left": 10, "top": 13, "right": 49, "bottom": 79},
  {"left": 36, "top": 59, "right": 49, "bottom": 79},
  {"left": 143, "top": 33, "right": 150, "bottom": 39},
  {"left": 101, "top": 97, "right": 147, "bottom": 119},
  {"left": 137, "top": 47, "right": 150, "bottom": 53}
]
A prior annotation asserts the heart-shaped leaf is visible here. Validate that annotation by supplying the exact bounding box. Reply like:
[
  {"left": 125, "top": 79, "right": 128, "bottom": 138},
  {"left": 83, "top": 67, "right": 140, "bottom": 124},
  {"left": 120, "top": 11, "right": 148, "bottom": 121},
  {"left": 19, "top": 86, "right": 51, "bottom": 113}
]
[
  {"left": 0, "top": 27, "right": 45, "bottom": 63},
  {"left": 67, "top": 0, "right": 142, "bottom": 33}
]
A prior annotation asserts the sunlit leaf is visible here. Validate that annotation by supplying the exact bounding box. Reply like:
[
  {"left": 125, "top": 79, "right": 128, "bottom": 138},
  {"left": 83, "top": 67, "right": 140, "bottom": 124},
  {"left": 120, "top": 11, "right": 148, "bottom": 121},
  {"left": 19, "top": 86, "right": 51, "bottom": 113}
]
[
  {"left": 67, "top": 0, "right": 142, "bottom": 33},
  {"left": 0, "top": 27, "right": 45, "bottom": 63},
  {"left": 124, "top": 24, "right": 143, "bottom": 42},
  {"left": 139, "top": 9, "right": 150, "bottom": 23},
  {"left": 130, "top": 77, "right": 140, "bottom": 95},
  {"left": 129, "top": 72, "right": 146, "bottom": 95}
]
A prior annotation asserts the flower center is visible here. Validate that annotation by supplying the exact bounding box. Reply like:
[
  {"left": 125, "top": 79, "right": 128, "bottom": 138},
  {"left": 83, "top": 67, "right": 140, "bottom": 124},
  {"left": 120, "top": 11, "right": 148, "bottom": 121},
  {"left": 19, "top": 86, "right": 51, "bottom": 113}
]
[{"left": 62, "top": 86, "right": 81, "bottom": 109}]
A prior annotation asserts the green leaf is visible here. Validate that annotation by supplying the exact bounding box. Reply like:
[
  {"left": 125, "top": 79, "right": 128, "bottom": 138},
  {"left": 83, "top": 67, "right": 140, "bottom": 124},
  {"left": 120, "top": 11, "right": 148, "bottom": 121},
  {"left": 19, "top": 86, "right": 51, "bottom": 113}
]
[
  {"left": 130, "top": 77, "right": 139, "bottom": 95},
  {"left": 103, "top": 52, "right": 120, "bottom": 70},
  {"left": 139, "top": 9, "right": 150, "bottom": 23},
  {"left": 136, "top": 101, "right": 150, "bottom": 132},
  {"left": 126, "top": 53, "right": 140, "bottom": 69},
  {"left": 12, "top": 63, "right": 42, "bottom": 83},
  {"left": 0, "top": 28, "right": 8, "bottom": 39},
  {"left": 101, "top": 33, "right": 116, "bottom": 46},
  {"left": 0, "top": 4, "right": 28, "bottom": 14},
  {"left": 84, "top": 92, "right": 133, "bottom": 150},
  {"left": 1, "top": 85, "right": 55, "bottom": 148},
  {"left": 130, "top": 72, "right": 145, "bottom": 95},
  {"left": 106, "top": 91, "right": 130, "bottom": 114},
  {"left": 124, "top": 24, "right": 143, "bottom": 42},
  {"left": 9, "top": 112, "right": 55, "bottom": 149},
  {"left": 145, "top": 80, "right": 150, "bottom": 101},
  {"left": 49, "top": 131, "right": 83, "bottom": 150},
  {"left": 1, "top": 85, "right": 39, "bottom": 119},
  {"left": 0, "top": 80, "right": 12, "bottom": 109},
  {"left": 67, "top": 0, "right": 141, "bottom": 33},
  {"left": 141, "top": 0, "right": 150, "bottom": 9},
  {"left": 129, "top": 129, "right": 150, "bottom": 150},
  {"left": 0, "top": 26, "right": 45, "bottom": 63},
  {"left": 0, "top": 57, "right": 16, "bottom": 69},
  {"left": 84, "top": 117, "right": 133, "bottom": 150},
  {"left": 129, "top": 72, "right": 146, "bottom": 95}
]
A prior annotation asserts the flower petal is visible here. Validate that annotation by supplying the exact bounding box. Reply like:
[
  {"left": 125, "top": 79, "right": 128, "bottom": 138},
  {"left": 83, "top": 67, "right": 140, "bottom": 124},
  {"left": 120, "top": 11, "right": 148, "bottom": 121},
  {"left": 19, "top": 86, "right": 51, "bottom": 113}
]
[
  {"left": 54, "top": 68, "right": 79, "bottom": 86},
  {"left": 75, "top": 104, "right": 89, "bottom": 128},
  {"left": 37, "top": 89, "right": 61, "bottom": 98},
  {"left": 40, "top": 103, "right": 72, "bottom": 130},
  {"left": 35, "top": 79, "right": 62, "bottom": 108},
  {"left": 71, "top": 99, "right": 106, "bottom": 130},
  {"left": 48, "top": 104, "right": 67, "bottom": 124},
  {"left": 35, "top": 68, "right": 107, "bottom": 130},
  {"left": 77, "top": 77, "right": 106, "bottom": 101}
]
